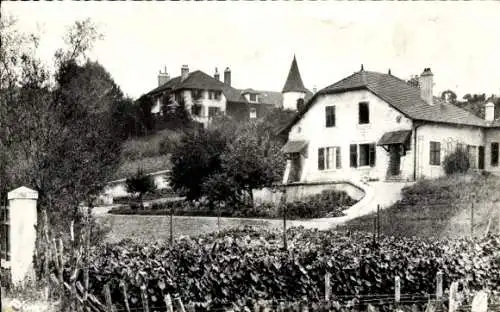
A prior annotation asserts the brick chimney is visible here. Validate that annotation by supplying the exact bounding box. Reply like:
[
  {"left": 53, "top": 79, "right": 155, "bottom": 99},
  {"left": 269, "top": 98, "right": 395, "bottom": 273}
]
[
  {"left": 181, "top": 65, "right": 189, "bottom": 81},
  {"left": 224, "top": 67, "right": 231, "bottom": 86},
  {"left": 214, "top": 67, "right": 220, "bottom": 81},
  {"left": 485, "top": 101, "right": 495, "bottom": 122},
  {"left": 158, "top": 66, "right": 170, "bottom": 86},
  {"left": 418, "top": 68, "right": 434, "bottom": 105}
]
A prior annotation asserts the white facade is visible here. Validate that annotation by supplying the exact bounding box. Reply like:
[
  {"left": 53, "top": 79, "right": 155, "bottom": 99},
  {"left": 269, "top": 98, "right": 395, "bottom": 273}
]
[
  {"left": 285, "top": 89, "right": 500, "bottom": 183},
  {"left": 286, "top": 90, "right": 414, "bottom": 183},
  {"left": 283, "top": 91, "right": 306, "bottom": 111}
]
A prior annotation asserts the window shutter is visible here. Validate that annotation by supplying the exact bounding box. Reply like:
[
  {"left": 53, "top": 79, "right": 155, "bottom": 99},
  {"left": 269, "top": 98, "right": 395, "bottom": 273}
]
[
  {"left": 350, "top": 144, "right": 357, "bottom": 168},
  {"left": 318, "top": 148, "right": 325, "bottom": 170},
  {"left": 336, "top": 147, "right": 341, "bottom": 169},
  {"left": 492, "top": 142, "right": 499, "bottom": 166},
  {"left": 369, "top": 144, "right": 376, "bottom": 167}
]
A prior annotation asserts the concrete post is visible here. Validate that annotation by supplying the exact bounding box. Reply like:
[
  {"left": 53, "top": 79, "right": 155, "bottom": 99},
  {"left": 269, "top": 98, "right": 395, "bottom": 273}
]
[{"left": 8, "top": 186, "right": 38, "bottom": 287}]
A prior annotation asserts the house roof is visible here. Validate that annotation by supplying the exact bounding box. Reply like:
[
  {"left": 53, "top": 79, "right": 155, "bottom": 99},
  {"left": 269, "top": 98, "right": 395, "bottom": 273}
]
[
  {"left": 145, "top": 70, "right": 280, "bottom": 107},
  {"left": 282, "top": 56, "right": 308, "bottom": 93},
  {"left": 283, "top": 70, "right": 493, "bottom": 132},
  {"left": 377, "top": 130, "right": 412, "bottom": 145}
]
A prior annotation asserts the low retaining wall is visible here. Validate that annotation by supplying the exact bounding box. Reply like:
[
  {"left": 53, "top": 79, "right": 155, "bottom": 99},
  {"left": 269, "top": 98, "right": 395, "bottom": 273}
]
[{"left": 253, "top": 181, "right": 365, "bottom": 206}]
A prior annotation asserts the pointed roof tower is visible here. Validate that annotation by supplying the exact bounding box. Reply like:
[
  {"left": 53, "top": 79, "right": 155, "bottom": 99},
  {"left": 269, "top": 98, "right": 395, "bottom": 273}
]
[{"left": 282, "top": 55, "right": 308, "bottom": 93}]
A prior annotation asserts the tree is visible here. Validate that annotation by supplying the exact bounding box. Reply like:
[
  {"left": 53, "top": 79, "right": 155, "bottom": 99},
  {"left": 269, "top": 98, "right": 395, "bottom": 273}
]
[
  {"left": 441, "top": 90, "right": 457, "bottom": 104},
  {"left": 1, "top": 17, "right": 128, "bottom": 244},
  {"left": 126, "top": 168, "right": 156, "bottom": 209},
  {"left": 169, "top": 127, "right": 228, "bottom": 200}
]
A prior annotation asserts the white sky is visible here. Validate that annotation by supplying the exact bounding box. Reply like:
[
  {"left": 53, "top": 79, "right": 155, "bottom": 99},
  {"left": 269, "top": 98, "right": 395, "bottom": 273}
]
[{"left": 3, "top": 2, "right": 500, "bottom": 100}]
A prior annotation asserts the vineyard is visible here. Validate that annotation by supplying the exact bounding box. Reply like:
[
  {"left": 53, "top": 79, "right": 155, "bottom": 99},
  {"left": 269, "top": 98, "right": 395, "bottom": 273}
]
[{"left": 55, "top": 227, "right": 500, "bottom": 311}]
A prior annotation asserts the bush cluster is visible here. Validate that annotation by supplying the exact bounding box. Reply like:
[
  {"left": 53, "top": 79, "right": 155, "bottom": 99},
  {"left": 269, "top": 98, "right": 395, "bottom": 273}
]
[
  {"left": 109, "top": 190, "right": 357, "bottom": 219},
  {"left": 443, "top": 147, "right": 470, "bottom": 175}
]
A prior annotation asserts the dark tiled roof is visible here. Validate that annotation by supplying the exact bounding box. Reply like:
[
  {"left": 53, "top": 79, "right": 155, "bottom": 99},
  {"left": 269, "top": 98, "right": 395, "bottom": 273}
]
[
  {"left": 284, "top": 70, "right": 491, "bottom": 132},
  {"left": 377, "top": 130, "right": 412, "bottom": 145},
  {"left": 282, "top": 56, "right": 308, "bottom": 93},
  {"left": 145, "top": 70, "right": 282, "bottom": 107}
]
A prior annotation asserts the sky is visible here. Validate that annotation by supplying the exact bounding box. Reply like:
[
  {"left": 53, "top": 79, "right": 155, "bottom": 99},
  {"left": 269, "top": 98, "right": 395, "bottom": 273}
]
[{"left": 3, "top": 2, "right": 500, "bottom": 100}]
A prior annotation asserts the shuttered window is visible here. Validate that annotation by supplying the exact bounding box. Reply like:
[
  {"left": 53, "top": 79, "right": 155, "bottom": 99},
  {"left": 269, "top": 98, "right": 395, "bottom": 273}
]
[
  {"left": 325, "top": 106, "right": 336, "bottom": 127},
  {"left": 350, "top": 144, "right": 357, "bottom": 168},
  {"left": 318, "top": 148, "right": 325, "bottom": 170},
  {"left": 491, "top": 142, "right": 499, "bottom": 167}
]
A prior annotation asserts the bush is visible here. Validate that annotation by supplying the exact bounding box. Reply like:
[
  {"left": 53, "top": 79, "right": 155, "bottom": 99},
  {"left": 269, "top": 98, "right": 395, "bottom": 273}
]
[
  {"left": 125, "top": 168, "right": 157, "bottom": 207},
  {"left": 283, "top": 190, "right": 357, "bottom": 219},
  {"left": 443, "top": 147, "right": 470, "bottom": 175}
]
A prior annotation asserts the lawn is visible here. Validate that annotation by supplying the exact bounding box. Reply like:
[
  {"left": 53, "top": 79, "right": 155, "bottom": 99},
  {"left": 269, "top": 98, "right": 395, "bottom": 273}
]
[
  {"left": 339, "top": 172, "right": 500, "bottom": 239},
  {"left": 95, "top": 211, "right": 282, "bottom": 243}
]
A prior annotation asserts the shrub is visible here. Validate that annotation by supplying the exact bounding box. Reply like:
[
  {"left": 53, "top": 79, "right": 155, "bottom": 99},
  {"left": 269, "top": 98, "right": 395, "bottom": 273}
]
[
  {"left": 443, "top": 147, "right": 470, "bottom": 175},
  {"left": 125, "top": 168, "right": 157, "bottom": 208},
  {"left": 283, "top": 190, "right": 357, "bottom": 219}
]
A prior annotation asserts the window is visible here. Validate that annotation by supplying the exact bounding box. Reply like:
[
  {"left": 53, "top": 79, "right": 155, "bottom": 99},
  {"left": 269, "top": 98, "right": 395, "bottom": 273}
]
[
  {"left": 297, "top": 98, "right": 305, "bottom": 111},
  {"left": 478, "top": 146, "right": 485, "bottom": 170},
  {"left": 359, "top": 144, "right": 376, "bottom": 167},
  {"left": 492, "top": 142, "right": 499, "bottom": 167},
  {"left": 191, "top": 104, "right": 202, "bottom": 116},
  {"left": 359, "top": 102, "right": 370, "bottom": 124},
  {"left": 249, "top": 94, "right": 257, "bottom": 102},
  {"left": 249, "top": 108, "right": 257, "bottom": 119},
  {"left": 350, "top": 144, "right": 357, "bottom": 168},
  {"left": 208, "top": 107, "right": 220, "bottom": 118},
  {"left": 325, "top": 106, "right": 336, "bottom": 127},
  {"left": 318, "top": 147, "right": 341, "bottom": 170},
  {"left": 214, "top": 91, "right": 222, "bottom": 101},
  {"left": 191, "top": 90, "right": 203, "bottom": 100},
  {"left": 429, "top": 141, "right": 441, "bottom": 166}
]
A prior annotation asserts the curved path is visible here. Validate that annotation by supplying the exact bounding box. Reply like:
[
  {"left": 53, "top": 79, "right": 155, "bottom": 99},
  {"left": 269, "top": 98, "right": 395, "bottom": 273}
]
[{"left": 93, "top": 180, "right": 413, "bottom": 243}]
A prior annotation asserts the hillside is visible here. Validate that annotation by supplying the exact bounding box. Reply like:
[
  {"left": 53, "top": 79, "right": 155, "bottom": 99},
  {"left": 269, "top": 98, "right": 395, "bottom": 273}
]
[
  {"left": 112, "top": 129, "right": 181, "bottom": 180},
  {"left": 340, "top": 173, "right": 500, "bottom": 239}
]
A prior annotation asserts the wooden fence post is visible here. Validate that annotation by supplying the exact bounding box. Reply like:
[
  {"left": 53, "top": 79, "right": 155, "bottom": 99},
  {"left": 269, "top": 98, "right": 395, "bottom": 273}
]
[
  {"left": 395, "top": 276, "right": 401, "bottom": 309},
  {"left": 449, "top": 281, "right": 458, "bottom": 312},
  {"left": 471, "top": 290, "right": 488, "bottom": 312},
  {"left": 174, "top": 297, "right": 186, "bottom": 312},
  {"left": 325, "top": 272, "right": 332, "bottom": 302},
  {"left": 170, "top": 208, "right": 174, "bottom": 245},
  {"left": 436, "top": 271, "right": 443, "bottom": 312},
  {"left": 164, "top": 293, "right": 174, "bottom": 312},
  {"left": 140, "top": 284, "right": 150, "bottom": 312},
  {"left": 471, "top": 195, "right": 475, "bottom": 239},
  {"left": 377, "top": 204, "right": 380, "bottom": 241},
  {"left": 119, "top": 281, "right": 131, "bottom": 312},
  {"left": 103, "top": 283, "right": 114, "bottom": 312}
]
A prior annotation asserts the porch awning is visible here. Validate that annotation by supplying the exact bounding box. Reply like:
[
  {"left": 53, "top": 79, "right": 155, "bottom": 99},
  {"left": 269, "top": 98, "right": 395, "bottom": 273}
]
[
  {"left": 377, "top": 130, "right": 412, "bottom": 146},
  {"left": 281, "top": 140, "right": 308, "bottom": 154}
]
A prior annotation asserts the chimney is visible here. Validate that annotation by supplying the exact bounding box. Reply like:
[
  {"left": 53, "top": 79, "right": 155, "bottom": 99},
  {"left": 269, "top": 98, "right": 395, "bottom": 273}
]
[
  {"left": 418, "top": 68, "right": 434, "bottom": 105},
  {"left": 224, "top": 67, "right": 231, "bottom": 86},
  {"left": 214, "top": 67, "right": 220, "bottom": 81},
  {"left": 158, "top": 66, "right": 170, "bottom": 86},
  {"left": 181, "top": 65, "right": 189, "bottom": 81},
  {"left": 485, "top": 101, "right": 495, "bottom": 122}
]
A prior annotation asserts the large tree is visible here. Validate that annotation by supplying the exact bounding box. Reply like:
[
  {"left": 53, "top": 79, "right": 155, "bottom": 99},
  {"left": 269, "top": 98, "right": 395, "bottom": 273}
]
[{"left": 1, "top": 16, "right": 128, "bottom": 242}]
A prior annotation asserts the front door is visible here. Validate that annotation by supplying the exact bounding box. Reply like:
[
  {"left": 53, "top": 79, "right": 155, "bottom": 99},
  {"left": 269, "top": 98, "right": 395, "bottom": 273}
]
[
  {"left": 288, "top": 154, "right": 302, "bottom": 183},
  {"left": 388, "top": 145, "right": 401, "bottom": 176}
]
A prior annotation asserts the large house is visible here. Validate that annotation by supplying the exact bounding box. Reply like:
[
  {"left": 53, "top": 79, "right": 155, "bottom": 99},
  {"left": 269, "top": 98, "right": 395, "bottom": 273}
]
[
  {"left": 281, "top": 66, "right": 500, "bottom": 184},
  {"left": 145, "top": 57, "right": 313, "bottom": 126}
]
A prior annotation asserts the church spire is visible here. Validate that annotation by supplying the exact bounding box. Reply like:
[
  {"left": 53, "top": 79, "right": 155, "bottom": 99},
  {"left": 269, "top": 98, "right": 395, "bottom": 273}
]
[{"left": 282, "top": 55, "right": 307, "bottom": 93}]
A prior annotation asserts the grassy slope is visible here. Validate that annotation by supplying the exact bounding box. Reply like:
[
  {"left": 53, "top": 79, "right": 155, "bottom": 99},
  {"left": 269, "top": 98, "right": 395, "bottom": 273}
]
[
  {"left": 340, "top": 173, "right": 500, "bottom": 239},
  {"left": 113, "top": 129, "right": 181, "bottom": 179}
]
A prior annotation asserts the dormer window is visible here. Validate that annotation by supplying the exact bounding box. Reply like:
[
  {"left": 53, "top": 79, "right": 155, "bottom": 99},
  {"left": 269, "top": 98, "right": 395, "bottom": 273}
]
[{"left": 249, "top": 93, "right": 258, "bottom": 102}]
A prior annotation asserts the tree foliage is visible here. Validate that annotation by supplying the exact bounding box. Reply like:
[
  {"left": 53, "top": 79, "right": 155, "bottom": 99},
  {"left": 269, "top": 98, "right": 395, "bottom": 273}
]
[
  {"left": 169, "top": 108, "right": 295, "bottom": 205},
  {"left": 1, "top": 16, "right": 128, "bottom": 242}
]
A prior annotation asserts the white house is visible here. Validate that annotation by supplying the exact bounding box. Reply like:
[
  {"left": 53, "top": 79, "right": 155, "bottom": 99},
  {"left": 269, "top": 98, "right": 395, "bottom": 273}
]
[{"left": 281, "top": 67, "right": 500, "bottom": 184}]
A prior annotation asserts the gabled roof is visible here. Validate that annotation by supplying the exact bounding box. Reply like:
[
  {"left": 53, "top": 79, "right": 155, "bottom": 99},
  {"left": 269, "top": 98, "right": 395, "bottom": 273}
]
[
  {"left": 282, "top": 56, "right": 308, "bottom": 93},
  {"left": 283, "top": 70, "right": 492, "bottom": 132}
]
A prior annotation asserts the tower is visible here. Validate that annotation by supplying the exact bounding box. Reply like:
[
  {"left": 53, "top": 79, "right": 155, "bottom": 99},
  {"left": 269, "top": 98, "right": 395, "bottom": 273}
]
[{"left": 282, "top": 55, "right": 308, "bottom": 111}]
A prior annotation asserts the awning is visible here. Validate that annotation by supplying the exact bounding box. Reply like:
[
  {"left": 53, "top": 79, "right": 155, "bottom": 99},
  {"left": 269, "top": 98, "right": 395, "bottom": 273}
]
[
  {"left": 281, "top": 140, "right": 308, "bottom": 154},
  {"left": 377, "top": 130, "right": 412, "bottom": 146}
]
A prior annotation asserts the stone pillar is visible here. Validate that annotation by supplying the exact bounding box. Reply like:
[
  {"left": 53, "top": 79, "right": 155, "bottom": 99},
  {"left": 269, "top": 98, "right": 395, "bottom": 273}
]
[{"left": 8, "top": 186, "right": 38, "bottom": 287}]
